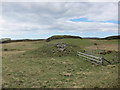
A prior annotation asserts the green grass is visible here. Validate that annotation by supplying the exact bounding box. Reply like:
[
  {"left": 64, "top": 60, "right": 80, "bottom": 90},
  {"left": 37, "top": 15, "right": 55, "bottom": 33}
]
[
  {"left": 47, "top": 38, "right": 93, "bottom": 48},
  {"left": 2, "top": 39, "right": 119, "bottom": 88}
]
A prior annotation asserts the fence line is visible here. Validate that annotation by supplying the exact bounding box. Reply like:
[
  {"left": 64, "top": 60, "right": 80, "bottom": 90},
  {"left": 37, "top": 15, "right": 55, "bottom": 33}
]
[
  {"left": 78, "top": 54, "right": 102, "bottom": 63},
  {"left": 77, "top": 51, "right": 108, "bottom": 65},
  {"left": 77, "top": 51, "right": 102, "bottom": 60}
]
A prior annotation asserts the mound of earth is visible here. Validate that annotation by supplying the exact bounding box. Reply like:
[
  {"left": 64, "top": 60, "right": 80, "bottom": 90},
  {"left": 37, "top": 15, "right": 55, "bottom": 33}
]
[
  {"left": 29, "top": 42, "right": 82, "bottom": 57},
  {"left": 46, "top": 35, "right": 82, "bottom": 42}
]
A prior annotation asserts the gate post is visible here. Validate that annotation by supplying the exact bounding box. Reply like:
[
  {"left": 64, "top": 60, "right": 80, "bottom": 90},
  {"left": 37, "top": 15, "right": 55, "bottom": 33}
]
[{"left": 101, "top": 56, "right": 103, "bottom": 65}]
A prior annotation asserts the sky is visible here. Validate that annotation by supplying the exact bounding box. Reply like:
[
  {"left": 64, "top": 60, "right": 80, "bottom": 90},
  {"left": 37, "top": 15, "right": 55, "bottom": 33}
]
[{"left": 0, "top": 2, "right": 118, "bottom": 39}]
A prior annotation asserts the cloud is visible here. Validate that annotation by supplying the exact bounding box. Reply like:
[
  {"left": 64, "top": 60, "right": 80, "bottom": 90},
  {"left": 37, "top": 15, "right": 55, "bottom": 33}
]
[{"left": 1, "top": 2, "right": 118, "bottom": 38}]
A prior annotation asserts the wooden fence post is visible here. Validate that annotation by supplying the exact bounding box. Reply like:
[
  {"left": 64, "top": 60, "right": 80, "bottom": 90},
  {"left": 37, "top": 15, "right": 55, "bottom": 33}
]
[{"left": 101, "top": 56, "right": 103, "bottom": 65}]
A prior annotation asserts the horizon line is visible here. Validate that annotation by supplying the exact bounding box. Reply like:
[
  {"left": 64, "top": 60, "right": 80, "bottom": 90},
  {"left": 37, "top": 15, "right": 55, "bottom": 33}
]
[{"left": 1, "top": 35, "right": 119, "bottom": 40}]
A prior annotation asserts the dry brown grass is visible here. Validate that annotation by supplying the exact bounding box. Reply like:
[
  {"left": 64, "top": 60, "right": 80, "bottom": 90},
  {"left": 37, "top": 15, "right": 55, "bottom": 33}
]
[
  {"left": 3, "top": 41, "right": 40, "bottom": 45},
  {"left": 2, "top": 51, "right": 25, "bottom": 54},
  {"left": 86, "top": 44, "right": 118, "bottom": 51}
]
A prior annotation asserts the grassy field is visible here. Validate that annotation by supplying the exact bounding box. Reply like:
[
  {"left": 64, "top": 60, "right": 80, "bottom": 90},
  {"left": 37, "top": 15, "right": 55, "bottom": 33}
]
[{"left": 2, "top": 38, "right": 119, "bottom": 88}]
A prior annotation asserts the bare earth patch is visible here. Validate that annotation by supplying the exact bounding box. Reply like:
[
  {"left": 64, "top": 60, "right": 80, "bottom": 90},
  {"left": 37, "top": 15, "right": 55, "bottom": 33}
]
[{"left": 86, "top": 44, "right": 118, "bottom": 51}]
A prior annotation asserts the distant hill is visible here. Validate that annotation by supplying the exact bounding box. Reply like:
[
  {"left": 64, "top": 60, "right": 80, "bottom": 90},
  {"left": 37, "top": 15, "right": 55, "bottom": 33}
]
[
  {"left": 83, "top": 35, "right": 120, "bottom": 40},
  {"left": 10, "top": 39, "right": 44, "bottom": 42},
  {"left": 0, "top": 38, "right": 11, "bottom": 43},
  {"left": 0, "top": 38, "right": 44, "bottom": 44},
  {"left": 1, "top": 35, "right": 119, "bottom": 44},
  {"left": 83, "top": 37, "right": 100, "bottom": 39},
  {"left": 46, "top": 35, "right": 82, "bottom": 42},
  {"left": 104, "top": 35, "right": 120, "bottom": 40}
]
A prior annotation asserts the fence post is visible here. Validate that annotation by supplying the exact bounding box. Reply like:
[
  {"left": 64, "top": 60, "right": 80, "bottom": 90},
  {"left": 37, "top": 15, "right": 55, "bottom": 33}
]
[{"left": 101, "top": 56, "right": 103, "bottom": 65}]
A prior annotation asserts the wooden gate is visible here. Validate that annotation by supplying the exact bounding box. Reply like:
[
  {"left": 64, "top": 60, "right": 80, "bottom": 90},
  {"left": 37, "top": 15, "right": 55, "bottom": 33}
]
[{"left": 77, "top": 51, "right": 111, "bottom": 65}]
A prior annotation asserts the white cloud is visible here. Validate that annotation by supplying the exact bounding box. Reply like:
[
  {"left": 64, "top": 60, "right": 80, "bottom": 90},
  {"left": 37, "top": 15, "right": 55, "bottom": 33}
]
[
  {"left": 1, "top": 0, "right": 119, "bottom": 2},
  {"left": 1, "top": 2, "right": 118, "bottom": 38}
]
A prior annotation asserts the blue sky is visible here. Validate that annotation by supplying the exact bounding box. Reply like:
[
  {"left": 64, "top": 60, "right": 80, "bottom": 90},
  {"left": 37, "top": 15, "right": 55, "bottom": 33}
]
[
  {"left": 0, "top": 2, "right": 118, "bottom": 39},
  {"left": 2, "top": 31, "right": 118, "bottom": 40},
  {"left": 69, "top": 17, "right": 119, "bottom": 24}
]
